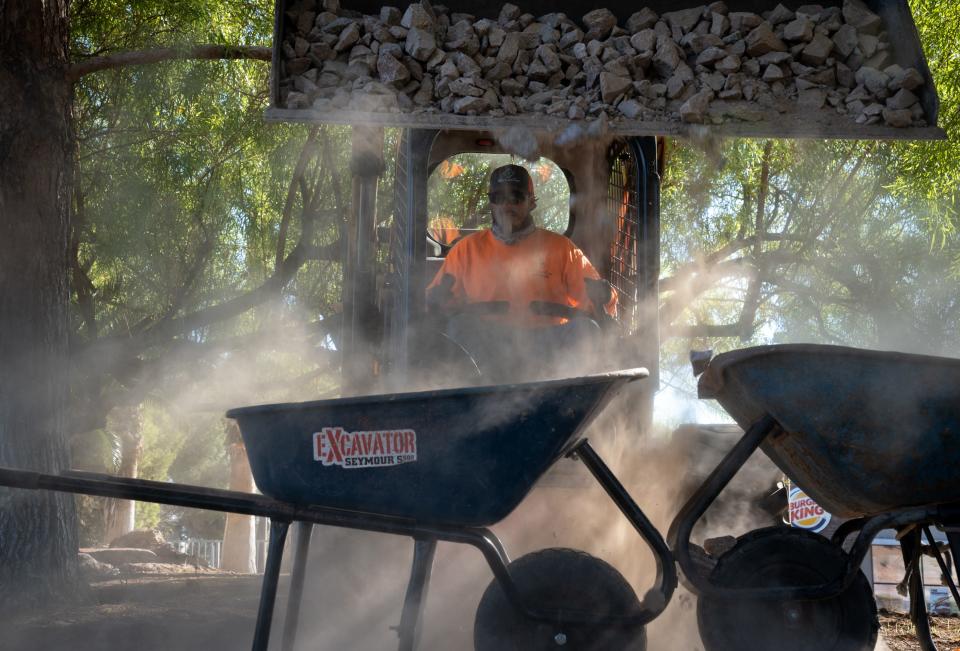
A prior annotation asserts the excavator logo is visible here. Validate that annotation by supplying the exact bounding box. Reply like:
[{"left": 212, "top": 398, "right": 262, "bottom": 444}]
[{"left": 313, "top": 426, "right": 418, "bottom": 469}]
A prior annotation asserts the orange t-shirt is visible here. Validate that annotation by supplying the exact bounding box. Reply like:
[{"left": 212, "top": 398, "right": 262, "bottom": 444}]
[{"left": 426, "top": 229, "right": 617, "bottom": 327}]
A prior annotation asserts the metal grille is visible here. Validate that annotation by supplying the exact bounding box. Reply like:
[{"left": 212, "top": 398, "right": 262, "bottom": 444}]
[{"left": 607, "top": 142, "right": 641, "bottom": 334}]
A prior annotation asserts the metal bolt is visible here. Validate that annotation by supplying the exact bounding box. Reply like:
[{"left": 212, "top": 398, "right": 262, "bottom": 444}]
[
  {"left": 554, "top": 632, "right": 568, "bottom": 646},
  {"left": 783, "top": 603, "right": 803, "bottom": 627}
]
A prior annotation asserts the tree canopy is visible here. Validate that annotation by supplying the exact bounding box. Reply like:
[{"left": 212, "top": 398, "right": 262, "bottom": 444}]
[
  {"left": 889, "top": 0, "right": 960, "bottom": 240},
  {"left": 67, "top": 0, "right": 342, "bottom": 540}
]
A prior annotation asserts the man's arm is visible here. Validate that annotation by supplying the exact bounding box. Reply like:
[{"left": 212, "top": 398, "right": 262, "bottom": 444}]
[
  {"left": 426, "top": 244, "right": 465, "bottom": 313},
  {"left": 562, "top": 244, "right": 618, "bottom": 319}
]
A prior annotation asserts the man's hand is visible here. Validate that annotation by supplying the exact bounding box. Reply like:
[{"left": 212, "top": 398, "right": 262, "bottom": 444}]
[
  {"left": 584, "top": 278, "right": 616, "bottom": 324},
  {"left": 426, "top": 273, "right": 455, "bottom": 311}
]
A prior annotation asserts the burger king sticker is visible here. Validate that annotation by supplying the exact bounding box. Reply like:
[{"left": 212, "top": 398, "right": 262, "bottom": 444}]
[{"left": 788, "top": 485, "right": 831, "bottom": 533}]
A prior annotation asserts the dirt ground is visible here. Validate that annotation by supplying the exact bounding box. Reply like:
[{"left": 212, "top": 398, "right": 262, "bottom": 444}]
[
  {"left": 3, "top": 574, "right": 959, "bottom": 651},
  {"left": 2, "top": 575, "right": 262, "bottom": 651},
  {"left": 879, "top": 611, "right": 960, "bottom": 651}
]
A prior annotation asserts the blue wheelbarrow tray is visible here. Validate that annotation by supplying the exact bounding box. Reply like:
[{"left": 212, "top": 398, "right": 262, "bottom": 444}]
[
  {"left": 227, "top": 369, "right": 646, "bottom": 527},
  {"left": 698, "top": 344, "right": 960, "bottom": 518}
]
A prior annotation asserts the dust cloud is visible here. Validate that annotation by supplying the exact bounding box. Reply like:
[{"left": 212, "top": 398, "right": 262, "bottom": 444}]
[
  {"left": 282, "top": 133, "right": 788, "bottom": 650},
  {"left": 50, "top": 124, "right": 930, "bottom": 651},
  {"left": 284, "top": 282, "right": 784, "bottom": 651}
]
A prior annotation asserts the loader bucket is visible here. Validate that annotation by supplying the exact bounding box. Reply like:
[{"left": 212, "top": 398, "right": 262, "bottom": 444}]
[{"left": 267, "top": 0, "right": 944, "bottom": 140}]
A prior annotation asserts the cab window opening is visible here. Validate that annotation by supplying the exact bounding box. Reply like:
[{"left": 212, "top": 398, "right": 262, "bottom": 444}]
[{"left": 427, "top": 154, "right": 571, "bottom": 255}]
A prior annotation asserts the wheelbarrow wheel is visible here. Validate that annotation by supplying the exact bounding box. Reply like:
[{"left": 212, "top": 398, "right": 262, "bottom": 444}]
[
  {"left": 678, "top": 543, "right": 717, "bottom": 592},
  {"left": 473, "top": 547, "right": 646, "bottom": 651},
  {"left": 697, "top": 526, "right": 878, "bottom": 651}
]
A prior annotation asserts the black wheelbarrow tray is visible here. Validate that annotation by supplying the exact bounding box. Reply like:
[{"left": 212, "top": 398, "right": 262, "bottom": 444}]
[
  {"left": 0, "top": 368, "right": 676, "bottom": 651},
  {"left": 667, "top": 344, "right": 960, "bottom": 651}
]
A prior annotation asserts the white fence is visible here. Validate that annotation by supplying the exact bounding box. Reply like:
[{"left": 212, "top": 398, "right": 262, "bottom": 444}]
[
  {"left": 256, "top": 539, "right": 269, "bottom": 573},
  {"left": 177, "top": 538, "right": 222, "bottom": 569},
  {"left": 178, "top": 528, "right": 270, "bottom": 573}
]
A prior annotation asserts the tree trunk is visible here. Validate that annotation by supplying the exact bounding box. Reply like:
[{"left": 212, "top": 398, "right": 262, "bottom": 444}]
[
  {"left": 102, "top": 405, "right": 144, "bottom": 544},
  {"left": 220, "top": 420, "right": 257, "bottom": 573},
  {"left": 0, "top": 0, "right": 79, "bottom": 610}
]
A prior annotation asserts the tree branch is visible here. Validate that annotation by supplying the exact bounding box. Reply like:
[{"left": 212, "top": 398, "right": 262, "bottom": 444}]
[
  {"left": 277, "top": 128, "right": 321, "bottom": 271},
  {"left": 67, "top": 45, "right": 271, "bottom": 81},
  {"left": 138, "top": 213, "right": 318, "bottom": 347},
  {"left": 766, "top": 277, "right": 858, "bottom": 306},
  {"left": 658, "top": 258, "right": 757, "bottom": 328},
  {"left": 660, "top": 231, "right": 807, "bottom": 292},
  {"left": 70, "top": 188, "right": 98, "bottom": 341},
  {"left": 660, "top": 256, "right": 755, "bottom": 290},
  {"left": 323, "top": 138, "right": 347, "bottom": 245},
  {"left": 737, "top": 142, "right": 773, "bottom": 340},
  {"left": 162, "top": 173, "right": 220, "bottom": 321},
  {"left": 665, "top": 322, "right": 757, "bottom": 339}
]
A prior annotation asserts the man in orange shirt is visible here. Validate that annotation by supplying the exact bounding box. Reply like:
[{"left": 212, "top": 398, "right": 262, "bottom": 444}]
[{"left": 426, "top": 164, "right": 616, "bottom": 380}]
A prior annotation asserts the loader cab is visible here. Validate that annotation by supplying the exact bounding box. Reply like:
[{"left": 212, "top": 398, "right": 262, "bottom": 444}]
[{"left": 377, "top": 128, "right": 661, "bottom": 424}]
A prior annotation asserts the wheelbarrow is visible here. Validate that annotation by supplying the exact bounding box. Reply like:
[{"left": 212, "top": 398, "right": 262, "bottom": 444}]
[
  {"left": 667, "top": 344, "right": 960, "bottom": 651},
  {"left": 0, "top": 368, "right": 676, "bottom": 651}
]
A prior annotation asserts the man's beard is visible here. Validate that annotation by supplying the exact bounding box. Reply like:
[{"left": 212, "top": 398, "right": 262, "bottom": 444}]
[{"left": 491, "top": 212, "right": 535, "bottom": 244}]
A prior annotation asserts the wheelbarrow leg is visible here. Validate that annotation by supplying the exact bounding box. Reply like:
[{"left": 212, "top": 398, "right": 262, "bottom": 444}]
[
  {"left": 396, "top": 537, "right": 437, "bottom": 651},
  {"left": 252, "top": 518, "right": 291, "bottom": 651},
  {"left": 923, "top": 526, "right": 960, "bottom": 617},
  {"left": 281, "top": 522, "right": 314, "bottom": 651},
  {"left": 666, "top": 415, "right": 778, "bottom": 595},
  {"left": 946, "top": 527, "right": 960, "bottom": 599},
  {"left": 576, "top": 441, "right": 677, "bottom": 613},
  {"left": 900, "top": 528, "right": 937, "bottom": 651}
]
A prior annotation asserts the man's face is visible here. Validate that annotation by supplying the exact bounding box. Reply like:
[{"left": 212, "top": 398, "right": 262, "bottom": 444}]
[{"left": 489, "top": 189, "right": 534, "bottom": 230}]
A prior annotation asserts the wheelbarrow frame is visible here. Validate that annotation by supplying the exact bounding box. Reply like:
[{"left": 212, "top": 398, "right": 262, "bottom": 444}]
[
  {"left": 666, "top": 414, "right": 960, "bottom": 651},
  {"left": 0, "top": 436, "right": 675, "bottom": 651}
]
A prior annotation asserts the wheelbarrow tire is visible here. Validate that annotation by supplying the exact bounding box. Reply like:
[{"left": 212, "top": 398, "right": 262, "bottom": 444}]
[
  {"left": 473, "top": 547, "right": 646, "bottom": 651},
  {"left": 697, "top": 526, "right": 878, "bottom": 651},
  {"left": 678, "top": 543, "right": 717, "bottom": 593}
]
